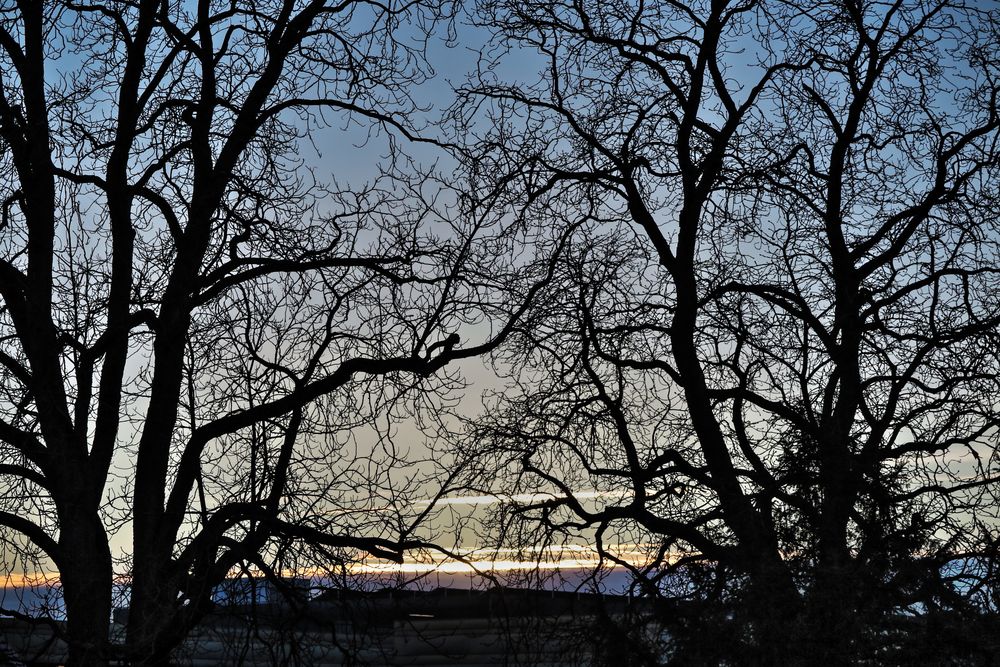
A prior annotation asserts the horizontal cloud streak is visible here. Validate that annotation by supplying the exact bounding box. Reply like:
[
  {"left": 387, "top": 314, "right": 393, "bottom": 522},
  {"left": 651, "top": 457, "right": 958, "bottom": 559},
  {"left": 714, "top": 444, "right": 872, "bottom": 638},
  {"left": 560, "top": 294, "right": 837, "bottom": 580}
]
[{"left": 417, "top": 490, "right": 627, "bottom": 507}]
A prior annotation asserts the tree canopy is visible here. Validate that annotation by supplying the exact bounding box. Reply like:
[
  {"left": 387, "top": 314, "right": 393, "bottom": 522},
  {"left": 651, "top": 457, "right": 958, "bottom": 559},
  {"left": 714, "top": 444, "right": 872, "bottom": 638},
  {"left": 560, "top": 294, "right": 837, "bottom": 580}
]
[
  {"left": 0, "top": 1, "right": 539, "bottom": 663},
  {"left": 451, "top": 0, "right": 1000, "bottom": 663}
]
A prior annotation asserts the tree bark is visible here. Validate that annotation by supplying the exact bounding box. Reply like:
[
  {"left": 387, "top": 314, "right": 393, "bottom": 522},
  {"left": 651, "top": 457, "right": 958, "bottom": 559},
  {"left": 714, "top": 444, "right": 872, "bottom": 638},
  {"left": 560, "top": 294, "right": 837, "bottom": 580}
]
[
  {"left": 59, "top": 509, "right": 113, "bottom": 667},
  {"left": 126, "top": 536, "right": 183, "bottom": 666},
  {"left": 804, "top": 564, "right": 859, "bottom": 667}
]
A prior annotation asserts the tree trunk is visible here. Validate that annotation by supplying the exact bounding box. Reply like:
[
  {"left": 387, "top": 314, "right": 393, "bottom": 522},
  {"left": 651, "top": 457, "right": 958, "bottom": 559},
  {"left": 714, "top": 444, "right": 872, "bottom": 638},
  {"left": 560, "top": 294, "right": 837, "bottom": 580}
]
[
  {"left": 803, "top": 565, "right": 859, "bottom": 667},
  {"left": 59, "top": 512, "right": 113, "bottom": 667},
  {"left": 126, "top": 522, "right": 209, "bottom": 667},
  {"left": 744, "top": 564, "right": 859, "bottom": 667},
  {"left": 126, "top": 551, "right": 179, "bottom": 666},
  {"left": 742, "top": 558, "right": 809, "bottom": 667}
]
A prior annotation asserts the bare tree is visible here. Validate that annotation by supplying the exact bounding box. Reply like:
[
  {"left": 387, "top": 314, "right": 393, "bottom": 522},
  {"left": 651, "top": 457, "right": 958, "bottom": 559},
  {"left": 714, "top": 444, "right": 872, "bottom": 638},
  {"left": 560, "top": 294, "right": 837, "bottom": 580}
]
[
  {"left": 0, "top": 1, "right": 549, "bottom": 664},
  {"left": 453, "top": 0, "right": 1000, "bottom": 663}
]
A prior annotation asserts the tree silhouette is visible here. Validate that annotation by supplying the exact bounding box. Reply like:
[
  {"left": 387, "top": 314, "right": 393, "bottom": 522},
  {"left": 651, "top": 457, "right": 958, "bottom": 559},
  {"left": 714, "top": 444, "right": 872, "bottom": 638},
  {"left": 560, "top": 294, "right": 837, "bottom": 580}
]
[
  {"left": 0, "top": 1, "right": 553, "bottom": 664},
  {"left": 453, "top": 0, "right": 1000, "bottom": 663}
]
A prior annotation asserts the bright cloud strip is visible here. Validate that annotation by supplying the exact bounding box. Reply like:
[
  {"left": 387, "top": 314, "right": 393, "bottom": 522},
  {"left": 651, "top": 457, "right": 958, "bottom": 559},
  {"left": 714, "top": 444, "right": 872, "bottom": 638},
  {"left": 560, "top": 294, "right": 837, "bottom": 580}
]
[
  {"left": 418, "top": 490, "right": 628, "bottom": 507},
  {"left": 350, "top": 543, "right": 685, "bottom": 575},
  {"left": 352, "top": 558, "right": 627, "bottom": 574},
  {"left": 316, "top": 490, "right": 628, "bottom": 518}
]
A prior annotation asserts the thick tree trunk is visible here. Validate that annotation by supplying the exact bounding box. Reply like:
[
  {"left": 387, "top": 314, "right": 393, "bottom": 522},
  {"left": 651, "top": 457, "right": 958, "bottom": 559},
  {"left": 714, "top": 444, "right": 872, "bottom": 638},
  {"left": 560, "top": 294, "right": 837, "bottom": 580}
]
[
  {"left": 126, "top": 526, "right": 206, "bottom": 667},
  {"left": 742, "top": 564, "right": 860, "bottom": 667},
  {"left": 59, "top": 512, "right": 113, "bottom": 667},
  {"left": 803, "top": 565, "right": 860, "bottom": 667},
  {"left": 753, "top": 613, "right": 808, "bottom": 667},
  {"left": 743, "top": 564, "right": 809, "bottom": 667},
  {"left": 126, "top": 552, "right": 178, "bottom": 666}
]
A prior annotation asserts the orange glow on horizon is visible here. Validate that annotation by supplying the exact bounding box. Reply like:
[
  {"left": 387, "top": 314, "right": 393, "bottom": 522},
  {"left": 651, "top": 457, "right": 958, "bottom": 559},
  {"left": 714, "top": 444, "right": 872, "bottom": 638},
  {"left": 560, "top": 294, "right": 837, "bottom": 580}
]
[{"left": 1, "top": 571, "right": 60, "bottom": 588}]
